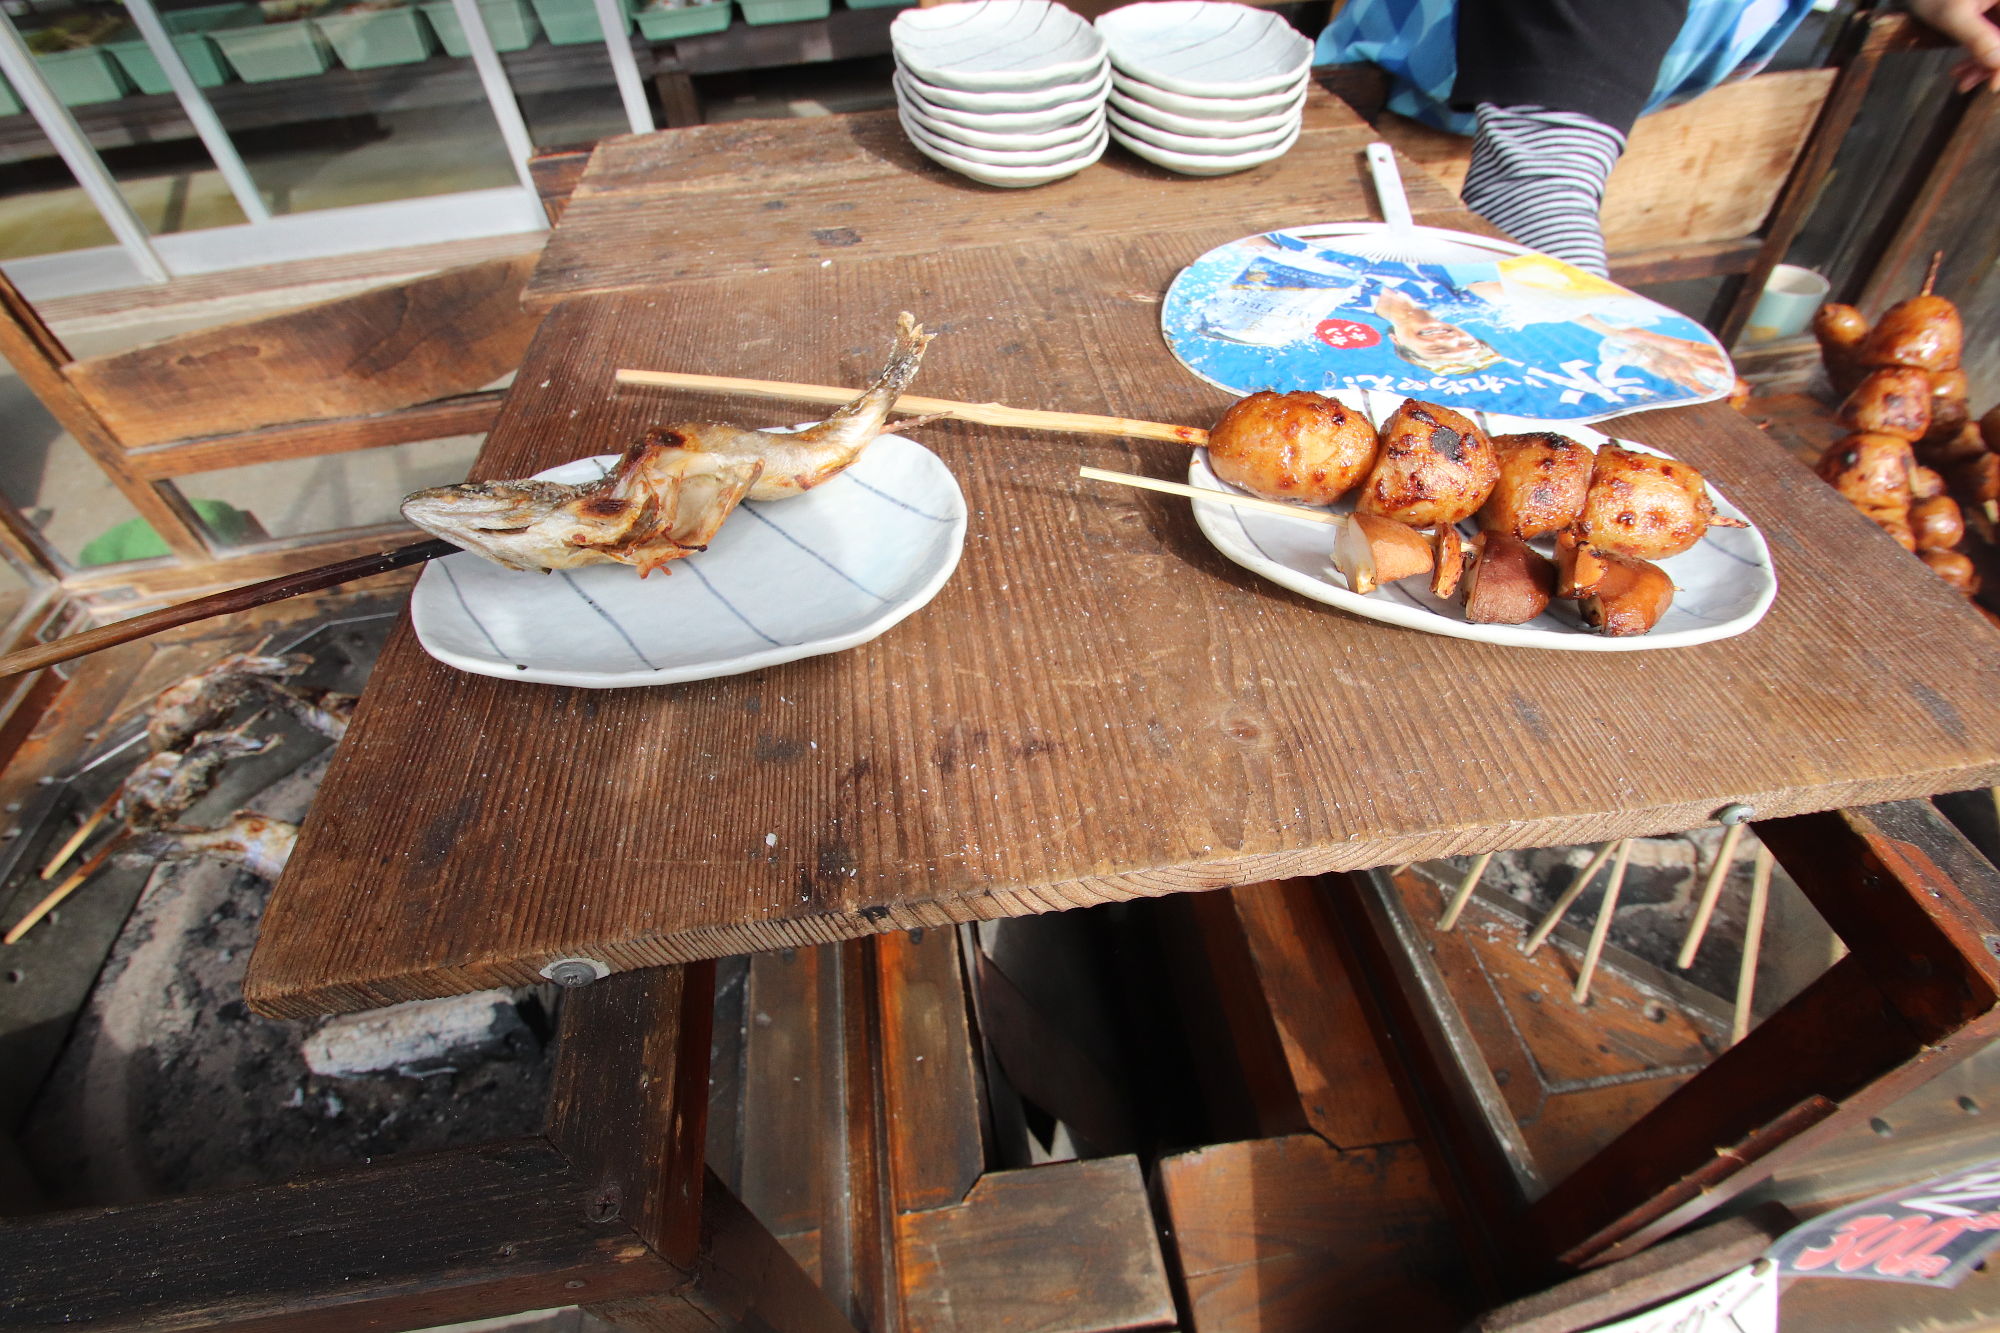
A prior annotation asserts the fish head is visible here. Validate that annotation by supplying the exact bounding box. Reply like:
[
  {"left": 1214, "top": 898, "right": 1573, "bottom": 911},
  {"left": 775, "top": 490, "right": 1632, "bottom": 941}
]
[{"left": 401, "top": 479, "right": 593, "bottom": 572}]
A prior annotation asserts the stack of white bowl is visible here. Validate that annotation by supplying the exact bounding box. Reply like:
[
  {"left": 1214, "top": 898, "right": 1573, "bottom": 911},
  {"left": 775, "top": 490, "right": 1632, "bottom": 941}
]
[
  {"left": 1095, "top": 1, "right": 1312, "bottom": 176},
  {"left": 891, "top": 0, "right": 1110, "bottom": 189}
]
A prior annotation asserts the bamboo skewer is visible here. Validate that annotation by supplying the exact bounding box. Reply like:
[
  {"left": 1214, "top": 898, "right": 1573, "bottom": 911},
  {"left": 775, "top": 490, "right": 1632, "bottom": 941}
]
[
  {"left": 1572, "top": 840, "right": 1633, "bottom": 1004},
  {"left": 40, "top": 788, "right": 119, "bottom": 880},
  {"left": 615, "top": 370, "right": 1211, "bottom": 447},
  {"left": 1523, "top": 841, "right": 1619, "bottom": 957},
  {"left": 1437, "top": 851, "right": 1494, "bottom": 932},
  {"left": 5, "top": 840, "right": 119, "bottom": 944},
  {"left": 0, "top": 538, "right": 453, "bottom": 683},
  {"left": 1077, "top": 467, "right": 1343, "bottom": 526},
  {"left": 1731, "top": 843, "right": 1776, "bottom": 1044},
  {"left": 1677, "top": 822, "right": 1746, "bottom": 969}
]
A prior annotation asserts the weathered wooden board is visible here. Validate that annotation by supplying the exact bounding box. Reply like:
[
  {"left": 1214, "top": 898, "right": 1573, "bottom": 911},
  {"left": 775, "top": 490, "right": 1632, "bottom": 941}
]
[
  {"left": 894, "top": 1157, "right": 1175, "bottom": 1333},
  {"left": 1378, "top": 69, "right": 1837, "bottom": 256},
  {"left": 248, "top": 221, "right": 2000, "bottom": 1016},
  {"left": 1157, "top": 1133, "right": 1465, "bottom": 1332},
  {"left": 66, "top": 254, "right": 537, "bottom": 449},
  {"left": 522, "top": 88, "right": 1470, "bottom": 308}
]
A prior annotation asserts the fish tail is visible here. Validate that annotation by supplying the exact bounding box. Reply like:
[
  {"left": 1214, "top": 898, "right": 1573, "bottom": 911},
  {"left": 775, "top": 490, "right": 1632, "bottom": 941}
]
[{"left": 796, "top": 312, "right": 932, "bottom": 441}]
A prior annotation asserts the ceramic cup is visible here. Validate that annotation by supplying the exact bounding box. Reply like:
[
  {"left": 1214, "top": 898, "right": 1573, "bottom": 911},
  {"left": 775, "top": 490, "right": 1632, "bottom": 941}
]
[{"left": 1744, "top": 264, "right": 1831, "bottom": 343}]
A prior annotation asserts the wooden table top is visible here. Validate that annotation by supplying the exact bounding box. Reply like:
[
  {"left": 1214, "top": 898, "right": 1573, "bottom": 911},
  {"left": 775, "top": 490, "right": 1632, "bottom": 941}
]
[{"left": 245, "top": 94, "right": 2000, "bottom": 1018}]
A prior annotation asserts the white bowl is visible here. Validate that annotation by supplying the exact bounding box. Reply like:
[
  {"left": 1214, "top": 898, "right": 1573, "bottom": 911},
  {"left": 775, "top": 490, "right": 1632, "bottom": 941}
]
[
  {"left": 892, "top": 0, "right": 1106, "bottom": 92},
  {"left": 893, "top": 69, "right": 1107, "bottom": 132},
  {"left": 1106, "top": 103, "right": 1293, "bottom": 155},
  {"left": 1111, "top": 115, "right": 1299, "bottom": 175},
  {"left": 1108, "top": 65, "right": 1306, "bottom": 119},
  {"left": 901, "top": 107, "right": 1103, "bottom": 167},
  {"left": 899, "top": 90, "right": 1099, "bottom": 151},
  {"left": 907, "top": 119, "right": 1109, "bottom": 187},
  {"left": 1095, "top": 1, "right": 1310, "bottom": 98},
  {"left": 1106, "top": 83, "right": 1299, "bottom": 137},
  {"left": 897, "top": 61, "right": 1110, "bottom": 113}
]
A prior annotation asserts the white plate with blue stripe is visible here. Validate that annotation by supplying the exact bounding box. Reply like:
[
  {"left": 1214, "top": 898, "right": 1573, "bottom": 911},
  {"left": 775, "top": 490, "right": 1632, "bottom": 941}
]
[
  {"left": 410, "top": 434, "right": 967, "bottom": 687},
  {"left": 1186, "top": 400, "right": 1776, "bottom": 651}
]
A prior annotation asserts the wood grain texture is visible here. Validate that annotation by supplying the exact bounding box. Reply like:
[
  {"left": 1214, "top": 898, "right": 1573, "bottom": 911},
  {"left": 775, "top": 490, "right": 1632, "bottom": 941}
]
[
  {"left": 1156, "top": 1133, "right": 1465, "bottom": 1333},
  {"left": 120, "top": 391, "right": 503, "bottom": 481},
  {"left": 877, "top": 928, "right": 984, "bottom": 1214},
  {"left": 1229, "top": 879, "right": 1415, "bottom": 1149},
  {"left": 893, "top": 1156, "right": 1175, "bottom": 1333},
  {"left": 250, "top": 220, "right": 2000, "bottom": 1015},
  {"left": 66, "top": 254, "right": 536, "bottom": 448},
  {"left": 0, "top": 1139, "right": 677, "bottom": 1331},
  {"left": 522, "top": 88, "right": 1468, "bottom": 309}
]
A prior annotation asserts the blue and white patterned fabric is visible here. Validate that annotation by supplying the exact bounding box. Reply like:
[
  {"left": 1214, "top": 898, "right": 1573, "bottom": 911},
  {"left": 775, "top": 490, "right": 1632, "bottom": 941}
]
[{"left": 1316, "top": 0, "right": 1817, "bottom": 135}]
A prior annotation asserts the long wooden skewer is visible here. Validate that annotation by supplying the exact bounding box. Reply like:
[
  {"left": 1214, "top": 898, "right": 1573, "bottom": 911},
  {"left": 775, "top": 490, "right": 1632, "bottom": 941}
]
[
  {"left": 1731, "top": 843, "right": 1776, "bottom": 1044},
  {"left": 0, "top": 538, "right": 453, "bottom": 683},
  {"left": 1677, "top": 821, "right": 1746, "bottom": 969},
  {"left": 5, "top": 839, "right": 119, "bottom": 944},
  {"left": 1523, "top": 841, "right": 1619, "bottom": 957},
  {"left": 41, "top": 787, "right": 120, "bottom": 880},
  {"left": 1078, "top": 467, "right": 1343, "bottom": 526},
  {"left": 1437, "top": 850, "right": 1494, "bottom": 932},
  {"left": 1572, "top": 840, "right": 1634, "bottom": 1004},
  {"left": 615, "top": 370, "right": 1211, "bottom": 447}
]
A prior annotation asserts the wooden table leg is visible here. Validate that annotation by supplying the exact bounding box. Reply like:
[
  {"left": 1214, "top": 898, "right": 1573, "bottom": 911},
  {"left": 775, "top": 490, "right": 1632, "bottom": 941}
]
[{"left": 547, "top": 964, "right": 859, "bottom": 1333}]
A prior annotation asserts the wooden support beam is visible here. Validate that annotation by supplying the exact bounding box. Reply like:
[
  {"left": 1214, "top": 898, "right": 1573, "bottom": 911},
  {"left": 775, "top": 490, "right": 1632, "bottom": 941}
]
[
  {"left": 120, "top": 393, "right": 505, "bottom": 481},
  {"left": 0, "top": 1139, "right": 681, "bottom": 1331}
]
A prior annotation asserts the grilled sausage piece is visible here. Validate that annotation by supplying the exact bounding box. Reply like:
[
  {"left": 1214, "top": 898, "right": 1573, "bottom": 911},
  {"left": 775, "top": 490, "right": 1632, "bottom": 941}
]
[
  {"left": 1206, "top": 390, "right": 1380, "bottom": 506},
  {"left": 1355, "top": 398, "right": 1499, "bottom": 528},
  {"left": 1576, "top": 444, "right": 1726, "bottom": 560}
]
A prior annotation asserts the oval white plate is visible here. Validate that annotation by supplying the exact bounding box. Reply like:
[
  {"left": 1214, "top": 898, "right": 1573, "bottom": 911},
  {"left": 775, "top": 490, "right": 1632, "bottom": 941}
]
[
  {"left": 410, "top": 435, "right": 967, "bottom": 688},
  {"left": 899, "top": 89, "right": 1098, "bottom": 150},
  {"left": 892, "top": 0, "right": 1106, "bottom": 92},
  {"left": 1095, "top": 1, "right": 1310, "bottom": 98},
  {"left": 1108, "top": 65, "right": 1305, "bottom": 119},
  {"left": 907, "top": 118, "right": 1108, "bottom": 186},
  {"left": 895, "top": 70, "right": 1105, "bottom": 132},
  {"left": 1106, "top": 102, "right": 1294, "bottom": 154},
  {"left": 901, "top": 106, "right": 1101, "bottom": 166},
  {"left": 897, "top": 60, "right": 1110, "bottom": 113},
  {"left": 1107, "top": 83, "right": 1299, "bottom": 137},
  {"left": 1185, "top": 399, "right": 1774, "bottom": 651},
  {"left": 1113, "top": 116, "right": 1299, "bottom": 174}
]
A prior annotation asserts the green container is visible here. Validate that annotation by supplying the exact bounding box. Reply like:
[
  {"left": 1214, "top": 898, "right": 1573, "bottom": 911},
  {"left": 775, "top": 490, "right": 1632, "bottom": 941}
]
[
  {"left": 420, "top": 0, "right": 539, "bottom": 54},
  {"left": 316, "top": 2, "right": 436, "bottom": 68},
  {"left": 528, "top": 0, "right": 628, "bottom": 44},
  {"left": 104, "top": 5, "right": 258, "bottom": 94},
  {"left": 0, "top": 75, "right": 18, "bottom": 117},
  {"left": 30, "top": 45, "right": 130, "bottom": 105},
  {"left": 737, "top": 0, "right": 825, "bottom": 24},
  {"left": 843, "top": 0, "right": 914, "bottom": 9},
  {"left": 633, "top": 0, "right": 727, "bottom": 37},
  {"left": 211, "top": 12, "right": 333, "bottom": 81}
]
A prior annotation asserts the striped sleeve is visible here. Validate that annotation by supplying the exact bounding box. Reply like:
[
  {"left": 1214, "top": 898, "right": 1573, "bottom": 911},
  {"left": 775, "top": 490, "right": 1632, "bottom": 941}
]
[{"left": 1458, "top": 103, "right": 1626, "bottom": 278}]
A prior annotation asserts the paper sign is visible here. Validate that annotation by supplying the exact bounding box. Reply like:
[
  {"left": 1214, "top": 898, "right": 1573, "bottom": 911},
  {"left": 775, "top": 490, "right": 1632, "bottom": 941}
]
[{"left": 1770, "top": 1159, "right": 2000, "bottom": 1287}]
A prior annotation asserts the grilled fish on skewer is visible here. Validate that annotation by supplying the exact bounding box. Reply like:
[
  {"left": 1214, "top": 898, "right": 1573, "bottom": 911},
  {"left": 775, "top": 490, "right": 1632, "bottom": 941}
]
[
  {"left": 402, "top": 314, "right": 938, "bottom": 574},
  {"left": 123, "top": 811, "right": 297, "bottom": 881},
  {"left": 147, "top": 651, "right": 307, "bottom": 752},
  {"left": 250, "top": 678, "right": 358, "bottom": 741}
]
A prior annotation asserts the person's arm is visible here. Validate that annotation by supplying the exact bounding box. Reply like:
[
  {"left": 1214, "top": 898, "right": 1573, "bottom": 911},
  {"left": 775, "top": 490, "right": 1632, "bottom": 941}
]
[
  {"left": 1906, "top": 0, "right": 2000, "bottom": 91},
  {"left": 1450, "top": 0, "right": 1688, "bottom": 277}
]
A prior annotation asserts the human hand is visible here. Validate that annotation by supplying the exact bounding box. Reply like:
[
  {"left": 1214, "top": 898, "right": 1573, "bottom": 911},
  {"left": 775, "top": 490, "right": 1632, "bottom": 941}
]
[{"left": 1907, "top": 0, "right": 2000, "bottom": 93}]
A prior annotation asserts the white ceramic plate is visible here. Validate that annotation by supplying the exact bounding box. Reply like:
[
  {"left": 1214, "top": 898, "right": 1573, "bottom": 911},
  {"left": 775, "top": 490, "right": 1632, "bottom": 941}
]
[
  {"left": 1106, "top": 102, "right": 1294, "bottom": 154},
  {"left": 899, "top": 88, "right": 1098, "bottom": 150},
  {"left": 895, "top": 70, "right": 1105, "bottom": 132},
  {"left": 907, "top": 117, "right": 1108, "bottom": 186},
  {"left": 900, "top": 106, "right": 1101, "bottom": 166},
  {"left": 1106, "top": 83, "right": 1299, "bottom": 137},
  {"left": 410, "top": 435, "right": 967, "bottom": 688},
  {"left": 1095, "top": 1, "right": 1311, "bottom": 97},
  {"left": 1184, "top": 400, "right": 1774, "bottom": 651},
  {"left": 1112, "top": 116, "right": 1299, "bottom": 175},
  {"left": 1108, "top": 65, "right": 1306, "bottom": 119},
  {"left": 892, "top": 0, "right": 1106, "bottom": 92},
  {"left": 896, "top": 61, "right": 1110, "bottom": 113}
]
